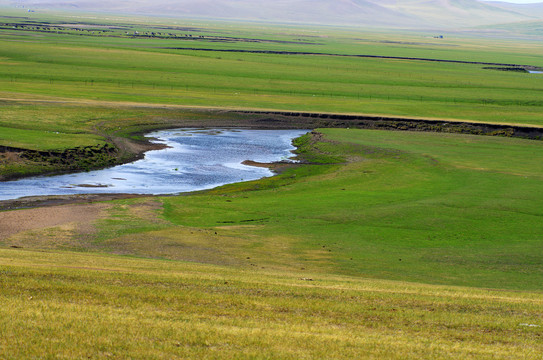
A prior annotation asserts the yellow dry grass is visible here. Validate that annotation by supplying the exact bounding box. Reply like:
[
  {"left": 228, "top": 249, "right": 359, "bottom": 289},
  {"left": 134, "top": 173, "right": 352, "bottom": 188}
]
[{"left": 0, "top": 248, "right": 541, "bottom": 359}]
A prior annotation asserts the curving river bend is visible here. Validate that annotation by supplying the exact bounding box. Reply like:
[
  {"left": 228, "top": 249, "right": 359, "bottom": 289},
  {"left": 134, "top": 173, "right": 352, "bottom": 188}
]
[{"left": 0, "top": 128, "right": 309, "bottom": 201}]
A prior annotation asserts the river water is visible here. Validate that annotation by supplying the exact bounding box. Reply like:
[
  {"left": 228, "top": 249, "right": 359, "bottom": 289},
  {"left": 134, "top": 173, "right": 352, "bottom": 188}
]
[{"left": 0, "top": 128, "right": 309, "bottom": 201}]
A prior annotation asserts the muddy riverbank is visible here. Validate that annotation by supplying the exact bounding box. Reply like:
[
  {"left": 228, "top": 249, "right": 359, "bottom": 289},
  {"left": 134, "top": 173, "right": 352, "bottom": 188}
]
[
  {"left": 0, "top": 129, "right": 308, "bottom": 203},
  {"left": 2, "top": 108, "right": 542, "bottom": 186}
]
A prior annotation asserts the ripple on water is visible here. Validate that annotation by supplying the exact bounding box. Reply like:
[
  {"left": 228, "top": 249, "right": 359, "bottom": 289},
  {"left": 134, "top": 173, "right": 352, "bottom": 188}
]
[{"left": 0, "top": 128, "right": 309, "bottom": 201}]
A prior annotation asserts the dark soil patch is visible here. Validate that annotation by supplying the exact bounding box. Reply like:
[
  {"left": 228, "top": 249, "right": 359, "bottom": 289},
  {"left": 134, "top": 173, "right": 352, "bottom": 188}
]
[
  {"left": 232, "top": 110, "right": 543, "bottom": 140},
  {"left": 0, "top": 193, "right": 148, "bottom": 212},
  {"left": 241, "top": 160, "right": 298, "bottom": 174},
  {"left": 483, "top": 67, "right": 528, "bottom": 72}
]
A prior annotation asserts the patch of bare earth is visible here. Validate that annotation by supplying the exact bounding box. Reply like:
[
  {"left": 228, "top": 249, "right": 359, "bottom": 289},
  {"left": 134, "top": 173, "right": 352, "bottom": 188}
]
[
  {"left": 0, "top": 203, "right": 111, "bottom": 249},
  {"left": 241, "top": 160, "right": 298, "bottom": 173}
]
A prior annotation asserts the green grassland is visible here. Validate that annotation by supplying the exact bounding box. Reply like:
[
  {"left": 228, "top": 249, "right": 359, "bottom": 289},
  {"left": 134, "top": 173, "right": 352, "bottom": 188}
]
[
  {"left": 1, "top": 13, "right": 543, "bottom": 132},
  {"left": 12, "top": 128, "right": 537, "bottom": 291},
  {"left": 2, "top": 127, "right": 542, "bottom": 357},
  {"left": 0, "top": 125, "right": 104, "bottom": 150},
  {"left": 1, "top": 10, "right": 543, "bottom": 358},
  {"left": 1, "top": 12, "right": 542, "bottom": 177},
  {"left": 3, "top": 129, "right": 542, "bottom": 272}
]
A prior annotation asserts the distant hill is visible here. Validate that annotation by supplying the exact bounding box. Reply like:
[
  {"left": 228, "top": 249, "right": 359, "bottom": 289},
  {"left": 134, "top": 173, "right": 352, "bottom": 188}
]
[
  {"left": 378, "top": 0, "right": 537, "bottom": 27},
  {"left": 480, "top": 19, "right": 543, "bottom": 36},
  {"left": 2, "top": 0, "right": 543, "bottom": 29},
  {"left": 483, "top": 1, "right": 543, "bottom": 17}
]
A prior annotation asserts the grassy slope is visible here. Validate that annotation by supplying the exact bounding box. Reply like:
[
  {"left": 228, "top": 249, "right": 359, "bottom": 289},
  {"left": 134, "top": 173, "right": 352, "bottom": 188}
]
[
  {"left": 5, "top": 129, "right": 542, "bottom": 291},
  {"left": 483, "top": 20, "right": 543, "bottom": 37},
  {"left": 1, "top": 248, "right": 542, "bottom": 359},
  {"left": 157, "top": 129, "right": 543, "bottom": 291}
]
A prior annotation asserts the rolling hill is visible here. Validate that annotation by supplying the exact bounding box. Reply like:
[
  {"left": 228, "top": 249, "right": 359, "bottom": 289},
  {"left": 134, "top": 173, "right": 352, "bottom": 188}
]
[
  {"left": 2, "top": 0, "right": 542, "bottom": 29},
  {"left": 484, "top": 0, "right": 543, "bottom": 18}
]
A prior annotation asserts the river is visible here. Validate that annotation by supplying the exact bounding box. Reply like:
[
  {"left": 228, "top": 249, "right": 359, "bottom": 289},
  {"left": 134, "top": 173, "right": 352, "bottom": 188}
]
[{"left": 0, "top": 128, "right": 309, "bottom": 201}]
